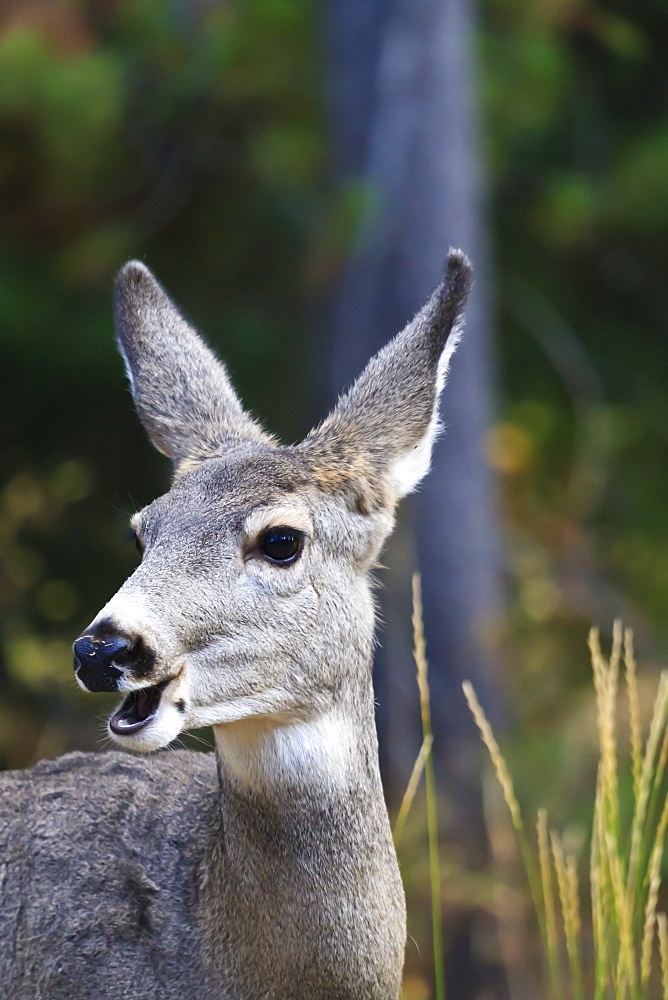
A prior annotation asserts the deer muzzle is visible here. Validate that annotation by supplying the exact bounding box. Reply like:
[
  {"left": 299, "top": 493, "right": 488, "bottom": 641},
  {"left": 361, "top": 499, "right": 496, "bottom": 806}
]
[{"left": 73, "top": 621, "right": 155, "bottom": 692}]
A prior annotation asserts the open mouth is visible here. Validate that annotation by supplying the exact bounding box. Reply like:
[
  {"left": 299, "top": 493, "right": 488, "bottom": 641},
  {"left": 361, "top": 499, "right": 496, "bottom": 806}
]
[{"left": 109, "top": 678, "right": 171, "bottom": 736}]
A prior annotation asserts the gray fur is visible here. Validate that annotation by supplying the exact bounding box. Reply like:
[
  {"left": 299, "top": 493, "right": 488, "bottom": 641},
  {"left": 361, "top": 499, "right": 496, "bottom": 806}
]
[
  {"left": 0, "top": 249, "right": 472, "bottom": 1000},
  {"left": 114, "top": 262, "right": 274, "bottom": 469},
  {"left": 305, "top": 252, "right": 470, "bottom": 473},
  {"left": 301, "top": 251, "right": 471, "bottom": 511}
]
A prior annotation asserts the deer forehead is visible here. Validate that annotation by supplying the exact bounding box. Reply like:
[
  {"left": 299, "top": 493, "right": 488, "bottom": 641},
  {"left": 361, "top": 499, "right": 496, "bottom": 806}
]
[{"left": 131, "top": 449, "right": 369, "bottom": 551}]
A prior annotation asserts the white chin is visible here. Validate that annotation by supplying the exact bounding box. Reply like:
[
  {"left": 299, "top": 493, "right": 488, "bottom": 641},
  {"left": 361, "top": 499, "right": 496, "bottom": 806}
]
[{"left": 108, "top": 702, "right": 183, "bottom": 752}]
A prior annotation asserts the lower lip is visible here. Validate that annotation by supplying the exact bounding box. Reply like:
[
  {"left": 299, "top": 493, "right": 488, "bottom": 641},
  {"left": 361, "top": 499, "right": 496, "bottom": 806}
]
[{"left": 109, "top": 678, "right": 171, "bottom": 736}]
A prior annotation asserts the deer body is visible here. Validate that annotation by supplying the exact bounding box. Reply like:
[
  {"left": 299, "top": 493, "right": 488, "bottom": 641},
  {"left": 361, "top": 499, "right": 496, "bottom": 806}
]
[
  {"left": 0, "top": 251, "right": 472, "bottom": 999},
  {"left": 1, "top": 739, "right": 401, "bottom": 999}
]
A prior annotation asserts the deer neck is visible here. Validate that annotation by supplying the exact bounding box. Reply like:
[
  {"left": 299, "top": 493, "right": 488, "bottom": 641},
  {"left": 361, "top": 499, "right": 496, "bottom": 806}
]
[
  {"left": 212, "top": 673, "right": 386, "bottom": 840},
  {"left": 214, "top": 701, "right": 371, "bottom": 792},
  {"left": 208, "top": 669, "right": 405, "bottom": 999}
]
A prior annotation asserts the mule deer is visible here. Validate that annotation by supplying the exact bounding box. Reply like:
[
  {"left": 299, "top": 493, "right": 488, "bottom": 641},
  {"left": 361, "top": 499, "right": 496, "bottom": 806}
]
[{"left": 0, "top": 250, "right": 472, "bottom": 999}]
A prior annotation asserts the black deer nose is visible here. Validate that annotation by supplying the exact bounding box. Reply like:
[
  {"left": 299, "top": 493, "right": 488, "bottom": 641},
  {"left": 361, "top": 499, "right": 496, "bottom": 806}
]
[{"left": 73, "top": 629, "right": 132, "bottom": 692}]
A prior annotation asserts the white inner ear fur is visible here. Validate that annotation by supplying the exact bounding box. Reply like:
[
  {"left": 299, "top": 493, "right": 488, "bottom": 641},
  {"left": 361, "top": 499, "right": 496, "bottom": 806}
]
[
  {"left": 116, "top": 336, "right": 136, "bottom": 396},
  {"left": 242, "top": 502, "right": 313, "bottom": 542},
  {"left": 388, "top": 321, "right": 464, "bottom": 498}
]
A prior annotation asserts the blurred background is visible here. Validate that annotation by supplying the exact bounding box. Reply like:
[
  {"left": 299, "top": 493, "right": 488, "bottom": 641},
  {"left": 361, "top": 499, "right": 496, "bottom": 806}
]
[{"left": 1, "top": 0, "right": 667, "bottom": 996}]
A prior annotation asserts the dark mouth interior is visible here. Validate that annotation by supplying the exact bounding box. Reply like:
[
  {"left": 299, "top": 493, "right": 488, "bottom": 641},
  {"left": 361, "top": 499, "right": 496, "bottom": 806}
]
[{"left": 110, "top": 678, "right": 170, "bottom": 736}]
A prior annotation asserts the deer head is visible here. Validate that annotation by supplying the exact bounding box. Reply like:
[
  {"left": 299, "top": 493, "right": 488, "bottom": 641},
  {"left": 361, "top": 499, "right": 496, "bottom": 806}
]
[{"left": 72, "top": 252, "right": 472, "bottom": 754}]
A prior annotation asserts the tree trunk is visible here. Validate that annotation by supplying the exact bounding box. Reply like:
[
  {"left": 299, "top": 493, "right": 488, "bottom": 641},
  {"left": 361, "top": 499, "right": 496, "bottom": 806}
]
[{"left": 323, "top": 0, "right": 506, "bottom": 993}]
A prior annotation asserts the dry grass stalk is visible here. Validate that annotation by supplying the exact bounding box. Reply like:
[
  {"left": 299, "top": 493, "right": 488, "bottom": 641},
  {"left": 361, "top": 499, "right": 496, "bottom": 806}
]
[
  {"left": 462, "top": 679, "right": 549, "bottom": 972},
  {"left": 641, "top": 835, "right": 664, "bottom": 985},
  {"left": 467, "top": 624, "right": 668, "bottom": 1000},
  {"left": 551, "top": 832, "right": 583, "bottom": 1000},
  {"left": 590, "top": 628, "right": 626, "bottom": 997},
  {"left": 656, "top": 731, "right": 668, "bottom": 796},
  {"left": 606, "top": 830, "right": 638, "bottom": 989},
  {"left": 641, "top": 793, "right": 668, "bottom": 987},
  {"left": 463, "top": 682, "right": 522, "bottom": 834},
  {"left": 625, "top": 627, "right": 643, "bottom": 803},
  {"left": 654, "top": 731, "right": 668, "bottom": 825},
  {"left": 643, "top": 726, "right": 668, "bottom": 905},
  {"left": 589, "top": 627, "right": 621, "bottom": 846},
  {"left": 537, "top": 809, "right": 561, "bottom": 994},
  {"left": 549, "top": 830, "right": 569, "bottom": 936},
  {"left": 652, "top": 793, "right": 668, "bottom": 871},
  {"left": 393, "top": 734, "right": 434, "bottom": 847},
  {"left": 589, "top": 627, "right": 606, "bottom": 700},
  {"left": 658, "top": 913, "right": 668, "bottom": 1000},
  {"left": 566, "top": 856, "right": 581, "bottom": 949},
  {"left": 627, "top": 674, "right": 668, "bottom": 906},
  {"left": 590, "top": 807, "right": 606, "bottom": 997},
  {"left": 610, "top": 618, "right": 623, "bottom": 678},
  {"left": 412, "top": 575, "right": 429, "bottom": 731},
  {"left": 410, "top": 575, "right": 445, "bottom": 1000}
]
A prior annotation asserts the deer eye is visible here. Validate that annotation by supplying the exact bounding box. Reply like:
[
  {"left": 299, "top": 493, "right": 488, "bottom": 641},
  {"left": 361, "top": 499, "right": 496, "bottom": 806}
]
[
  {"left": 125, "top": 528, "right": 145, "bottom": 558},
  {"left": 258, "top": 527, "right": 304, "bottom": 566}
]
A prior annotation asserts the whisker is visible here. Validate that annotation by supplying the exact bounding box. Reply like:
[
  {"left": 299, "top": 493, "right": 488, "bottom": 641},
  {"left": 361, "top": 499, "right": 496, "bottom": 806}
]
[{"left": 182, "top": 730, "right": 213, "bottom": 750}]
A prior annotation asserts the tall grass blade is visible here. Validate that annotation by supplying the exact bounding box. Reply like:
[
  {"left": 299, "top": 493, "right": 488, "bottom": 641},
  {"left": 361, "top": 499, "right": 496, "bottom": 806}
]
[
  {"left": 640, "top": 836, "right": 663, "bottom": 985},
  {"left": 464, "top": 622, "right": 668, "bottom": 1000},
  {"left": 626, "top": 674, "right": 668, "bottom": 913},
  {"left": 658, "top": 913, "right": 668, "bottom": 1000},
  {"left": 393, "top": 733, "right": 434, "bottom": 847},
  {"left": 462, "top": 681, "right": 551, "bottom": 981},
  {"left": 537, "top": 809, "right": 564, "bottom": 1000},
  {"left": 590, "top": 627, "right": 621, "bottom": 853},
  {"left": 465, "top": 623, "right": 668, "bottom": 1000},
  {"left": 625, "top": 628, "right": 643, "bottom": 805},
  {"left": 411, "top": 574, "right": 445, "bottom": 1000},
  {"left": 551, "top": 831, "right": 584, "bottom": 1000}
]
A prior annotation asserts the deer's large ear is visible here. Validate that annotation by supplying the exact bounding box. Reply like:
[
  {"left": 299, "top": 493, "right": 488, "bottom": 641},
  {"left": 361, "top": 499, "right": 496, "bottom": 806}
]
[
  {"left": 301, "top": 249, "right": 472, "bottom": 510},
  {"left": 114, "top": 262, "right": 273, "bottom": 470}
]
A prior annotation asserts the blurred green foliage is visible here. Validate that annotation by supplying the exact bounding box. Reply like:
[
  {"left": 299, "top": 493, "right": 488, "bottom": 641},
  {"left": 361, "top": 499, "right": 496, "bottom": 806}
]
[
  {"left": 0, "top": 0, "right": 328, "bottom": 768},
  {"left": 481, "top": 0, "right": 668, "bottom": 721}
]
